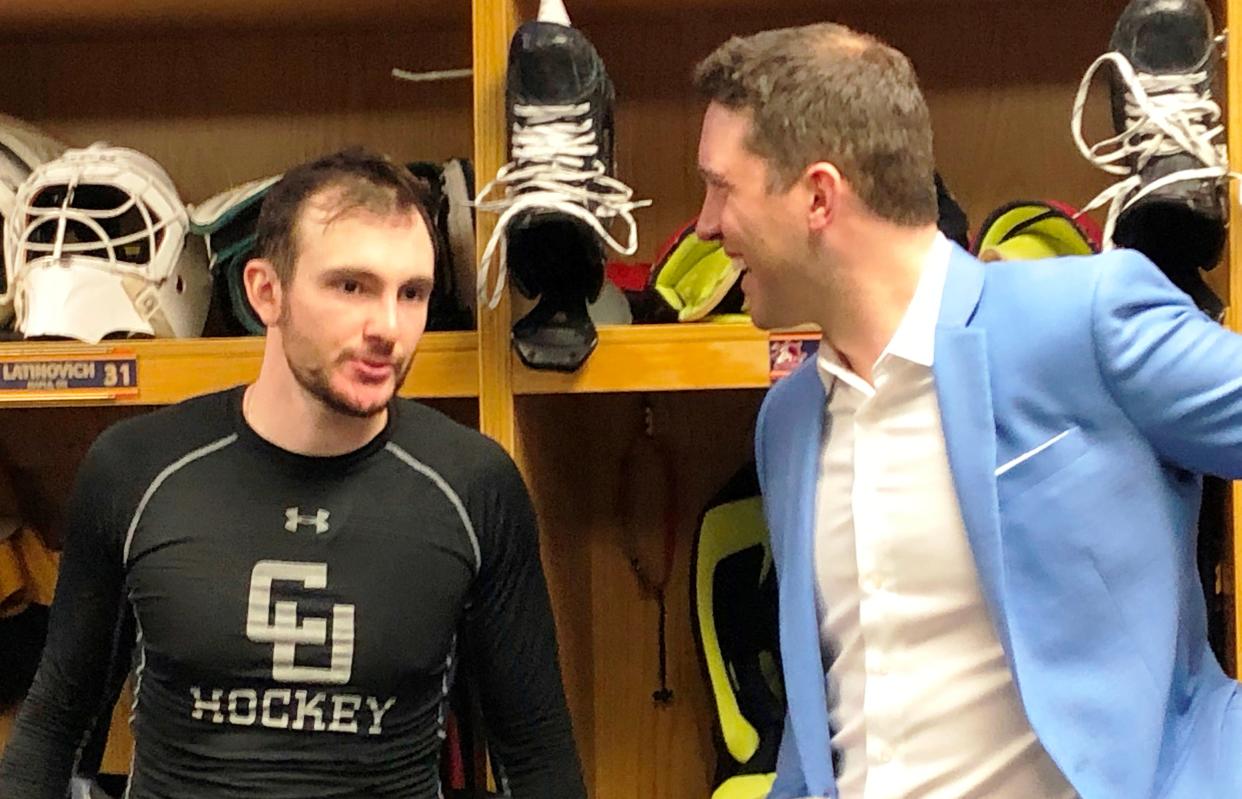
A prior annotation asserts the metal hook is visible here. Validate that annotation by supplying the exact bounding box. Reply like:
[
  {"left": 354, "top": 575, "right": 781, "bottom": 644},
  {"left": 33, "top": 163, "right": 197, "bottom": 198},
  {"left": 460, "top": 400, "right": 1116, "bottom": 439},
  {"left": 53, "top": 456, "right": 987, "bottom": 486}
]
[{"left": 641, "top": 394, "right": 656, "bottom": 438}]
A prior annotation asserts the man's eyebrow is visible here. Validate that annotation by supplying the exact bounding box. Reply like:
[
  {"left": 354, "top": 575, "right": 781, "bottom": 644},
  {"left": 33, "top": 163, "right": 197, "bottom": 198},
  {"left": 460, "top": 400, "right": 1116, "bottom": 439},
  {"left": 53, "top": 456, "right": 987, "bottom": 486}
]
[
  {"left": 698, "top": 166, "right": 728, "bottom": 185},
  {"left": 319, "top": 266, "right": 376, "bottom": 282},
  {"left": 403, "top": 275, "right": 435, "bottom": 292}
]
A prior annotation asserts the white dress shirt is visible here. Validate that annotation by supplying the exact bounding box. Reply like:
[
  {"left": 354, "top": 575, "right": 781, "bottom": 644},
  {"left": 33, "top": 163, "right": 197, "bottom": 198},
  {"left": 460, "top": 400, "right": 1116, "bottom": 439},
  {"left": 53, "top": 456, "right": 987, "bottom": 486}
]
[{"left": 812, "top": 234, "right": 1077, "bottom": 798}]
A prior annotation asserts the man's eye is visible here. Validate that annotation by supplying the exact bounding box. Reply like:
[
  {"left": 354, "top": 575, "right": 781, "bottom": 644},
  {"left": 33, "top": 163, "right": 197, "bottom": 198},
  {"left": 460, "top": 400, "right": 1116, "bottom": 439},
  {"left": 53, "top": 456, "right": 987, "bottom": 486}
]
[
  {"left": 340, "top": 280, "right": 360, "bottom": 294},
  {"left": 402, "top": 286, "right": 425, "bottom": 301}
]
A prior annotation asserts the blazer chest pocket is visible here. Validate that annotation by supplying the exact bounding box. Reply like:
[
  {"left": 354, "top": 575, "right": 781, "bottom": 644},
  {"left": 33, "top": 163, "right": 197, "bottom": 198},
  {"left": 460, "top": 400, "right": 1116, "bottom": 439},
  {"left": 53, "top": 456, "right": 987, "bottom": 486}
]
[{"left": 995, "top": 426, "right": 1089, "bottom": 501}]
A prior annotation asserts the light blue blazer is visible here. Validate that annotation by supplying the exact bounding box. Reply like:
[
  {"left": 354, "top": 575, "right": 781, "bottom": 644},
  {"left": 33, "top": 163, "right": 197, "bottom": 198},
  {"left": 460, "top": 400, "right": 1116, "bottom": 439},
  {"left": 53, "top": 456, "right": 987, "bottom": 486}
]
[{"left": 758, "top": 245, "right": 1242, "bottom": 799}]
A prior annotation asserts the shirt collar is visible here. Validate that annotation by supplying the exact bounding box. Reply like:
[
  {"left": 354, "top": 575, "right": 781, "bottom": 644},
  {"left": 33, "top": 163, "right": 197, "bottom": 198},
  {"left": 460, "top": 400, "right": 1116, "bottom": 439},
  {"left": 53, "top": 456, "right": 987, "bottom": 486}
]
[
  {"left": 886, "top": 231, "right": 950, "bottom": 368},
  {"left": 816, "top": 232, "right": 950, "bottom": 395}
]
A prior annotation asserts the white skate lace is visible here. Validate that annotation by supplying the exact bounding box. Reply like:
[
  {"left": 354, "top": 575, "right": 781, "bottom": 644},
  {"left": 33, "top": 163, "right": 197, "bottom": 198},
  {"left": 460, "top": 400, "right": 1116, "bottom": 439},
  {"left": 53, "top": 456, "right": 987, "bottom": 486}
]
[
  {"left": 474, "top": 101, "right": 650, "bottom": 310},
  {"left": 1071, "top": 49, "right": 1230, "bottom": 248}
]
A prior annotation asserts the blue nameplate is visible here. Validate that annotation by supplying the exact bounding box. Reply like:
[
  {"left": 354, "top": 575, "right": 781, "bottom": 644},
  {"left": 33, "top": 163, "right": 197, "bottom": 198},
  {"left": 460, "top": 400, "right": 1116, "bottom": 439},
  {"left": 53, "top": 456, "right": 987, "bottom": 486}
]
[{"left": 0, "top": 352, "right": 139, "bottom": 399}]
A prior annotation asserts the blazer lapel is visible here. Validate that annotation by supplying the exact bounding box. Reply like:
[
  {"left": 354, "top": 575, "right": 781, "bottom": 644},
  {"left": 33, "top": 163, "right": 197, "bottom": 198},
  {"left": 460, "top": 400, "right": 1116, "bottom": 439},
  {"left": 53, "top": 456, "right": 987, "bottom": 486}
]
[
  {"left": 933, "top": 248, "right": 1013, "bottom": 656},
  {"left": 771, "top": 366, "right": 835, "bottom": 793}
]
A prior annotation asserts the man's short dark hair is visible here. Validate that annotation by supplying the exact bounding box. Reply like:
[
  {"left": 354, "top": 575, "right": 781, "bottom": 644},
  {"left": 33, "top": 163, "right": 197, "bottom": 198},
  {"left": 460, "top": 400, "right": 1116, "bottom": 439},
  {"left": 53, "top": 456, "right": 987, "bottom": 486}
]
[
  {"left": 255, "top": 147, "right": 438, "bottom": 284},
  {"left": 694, "top": 23, "right": 938, "bottom": 226}
]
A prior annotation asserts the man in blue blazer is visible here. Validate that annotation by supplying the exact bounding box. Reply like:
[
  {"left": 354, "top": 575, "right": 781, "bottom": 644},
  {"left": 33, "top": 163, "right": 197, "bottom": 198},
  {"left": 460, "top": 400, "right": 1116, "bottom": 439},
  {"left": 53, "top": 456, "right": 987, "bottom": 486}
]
[{"left": 692, "top": 21, "right": 1241, "bottom": 799}]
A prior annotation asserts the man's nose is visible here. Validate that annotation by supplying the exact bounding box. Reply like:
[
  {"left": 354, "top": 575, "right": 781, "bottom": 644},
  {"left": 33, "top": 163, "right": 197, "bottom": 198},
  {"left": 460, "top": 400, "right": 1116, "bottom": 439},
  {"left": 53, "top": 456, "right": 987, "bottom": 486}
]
[
  {"left": 364, "top": 295, "right": 399, "bottom": 343},
  {"left": 696, "top": 195, "right": 722, "bottom": 241}
]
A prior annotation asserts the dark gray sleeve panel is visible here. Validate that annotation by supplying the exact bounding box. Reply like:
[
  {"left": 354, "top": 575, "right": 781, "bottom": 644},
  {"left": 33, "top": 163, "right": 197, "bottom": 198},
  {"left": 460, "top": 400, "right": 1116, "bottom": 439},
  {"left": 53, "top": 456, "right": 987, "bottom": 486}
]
[
  {"left": 0, "top": 433, "right": 132, "bottom": 799},
  {"left": 0, "top": 391, "right": 236, "bottom": 799},
  {"left": 459, "top": 444, "right": 586, "bottom": 799}
]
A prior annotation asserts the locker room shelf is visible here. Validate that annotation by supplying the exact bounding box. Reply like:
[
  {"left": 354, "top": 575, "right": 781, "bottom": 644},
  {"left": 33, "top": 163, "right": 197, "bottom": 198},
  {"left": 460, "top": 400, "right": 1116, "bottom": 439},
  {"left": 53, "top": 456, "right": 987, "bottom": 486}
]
[
  {"left": 0, "top": 332, "right": 479, "bottom": 407},
  {"left": 2, "top": 0, "right": 462, "bottom": 30},
  {"left": 6, "top": 0, "right": 865, "bottom": 31},
  {"left": 512, "top": 323, "right": 774, "bottom": 394}
]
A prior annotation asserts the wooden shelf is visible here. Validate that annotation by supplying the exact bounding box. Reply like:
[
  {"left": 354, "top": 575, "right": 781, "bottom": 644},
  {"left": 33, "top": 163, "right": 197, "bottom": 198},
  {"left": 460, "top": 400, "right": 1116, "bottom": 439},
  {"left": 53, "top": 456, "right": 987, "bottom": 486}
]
[
  {"left": 0, "top": 332, "right": 478, "bottom": 407},
  {"left": 512, "top": 323, "right": 773, "bottom": 394},
  {"left": 521, "top": 0, "right": 845, "bottom": 19},
  {"left": 1, "top": 1, "right": 464, "bottom": 31},
  {"left": 7, "top": 0, "right": 974, "bottom": 30}
]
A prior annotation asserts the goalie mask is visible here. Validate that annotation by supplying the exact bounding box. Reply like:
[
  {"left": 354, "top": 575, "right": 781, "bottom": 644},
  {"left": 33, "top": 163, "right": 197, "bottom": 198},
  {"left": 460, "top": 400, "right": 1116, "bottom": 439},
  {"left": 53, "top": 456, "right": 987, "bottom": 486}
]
[
  {"left": 0, "top": 115, "right": 66, "bottom": 328},
  {"left": 5, "top": 143, "right": 211, "bottom": 343}
]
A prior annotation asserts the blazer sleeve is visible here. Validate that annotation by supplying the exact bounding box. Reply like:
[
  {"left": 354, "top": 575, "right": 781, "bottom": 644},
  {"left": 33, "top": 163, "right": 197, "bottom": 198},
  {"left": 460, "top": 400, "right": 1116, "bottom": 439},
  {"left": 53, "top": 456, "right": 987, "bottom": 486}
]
[{"left": 1092, "top": 250, "right": 1242, "bottom": 478}]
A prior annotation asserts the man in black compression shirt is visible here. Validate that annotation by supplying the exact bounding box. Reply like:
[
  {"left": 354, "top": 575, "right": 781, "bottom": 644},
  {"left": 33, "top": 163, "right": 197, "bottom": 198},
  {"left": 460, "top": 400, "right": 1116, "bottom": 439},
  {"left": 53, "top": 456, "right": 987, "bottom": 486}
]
[{"left": 0, "top": 148, "right": 586, "bottom": 799}]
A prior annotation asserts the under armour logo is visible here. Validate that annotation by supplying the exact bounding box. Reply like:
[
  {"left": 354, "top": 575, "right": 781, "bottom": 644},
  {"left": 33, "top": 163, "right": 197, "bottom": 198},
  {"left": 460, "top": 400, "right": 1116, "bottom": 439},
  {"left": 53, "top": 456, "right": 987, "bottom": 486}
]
[{"left": 285, "top": 507, "right": 330, "bottom": 534}]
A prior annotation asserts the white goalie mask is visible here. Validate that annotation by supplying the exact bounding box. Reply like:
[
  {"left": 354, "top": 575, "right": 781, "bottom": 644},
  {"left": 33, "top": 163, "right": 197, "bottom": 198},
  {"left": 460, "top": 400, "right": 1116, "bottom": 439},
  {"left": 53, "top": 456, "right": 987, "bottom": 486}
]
[
  {"left": 0, "top": 115, "right": 66, "bottom": 327},
  {"left": 5, "top": 143, "right": 211, "bottom": 343}
]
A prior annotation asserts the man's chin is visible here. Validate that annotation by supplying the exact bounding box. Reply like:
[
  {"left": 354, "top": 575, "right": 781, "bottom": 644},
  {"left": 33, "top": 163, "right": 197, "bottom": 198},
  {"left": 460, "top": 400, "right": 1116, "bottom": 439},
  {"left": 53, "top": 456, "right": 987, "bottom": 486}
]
[
  {"left": 315, "top": 378, "right": 395, "bottom": 419},
  {"left": 745, "top": 302, "right": 776, "bottom": 331},
  {"left": 743, "top": 306, "right": 768, "bottom": 330},
  {"left": 745, "top": 295, "right": 804, "bottom": 332},
  {"left": 337, "top": 399, "right": 390, "bottom": 419}
]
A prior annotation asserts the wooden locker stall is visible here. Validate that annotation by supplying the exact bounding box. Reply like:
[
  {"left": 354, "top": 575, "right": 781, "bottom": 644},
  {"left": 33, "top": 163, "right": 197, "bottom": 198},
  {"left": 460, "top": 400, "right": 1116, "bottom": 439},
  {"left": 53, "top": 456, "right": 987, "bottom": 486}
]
[
  {"left": 0, "top": 0, "right": 1237, "bottom": 797},
  {"left": 0, "top": 0, "right": 479, "bottom": 780},
  {"left": 479, "top": 0, "right": 1241, "bottom": 796}
]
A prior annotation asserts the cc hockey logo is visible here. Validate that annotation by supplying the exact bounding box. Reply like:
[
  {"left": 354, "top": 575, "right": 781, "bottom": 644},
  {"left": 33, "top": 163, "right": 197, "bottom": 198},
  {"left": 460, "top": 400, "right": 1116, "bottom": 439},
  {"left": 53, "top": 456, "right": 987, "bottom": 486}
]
[
  {"left": 285, "top": 507, "right": 330, "bottom": 534},
  {"left": 189, "top": 560, "right": 397, "bottom": 734},
  {"left": 245, "top": 560, "right": 355, "bottom": 683}
]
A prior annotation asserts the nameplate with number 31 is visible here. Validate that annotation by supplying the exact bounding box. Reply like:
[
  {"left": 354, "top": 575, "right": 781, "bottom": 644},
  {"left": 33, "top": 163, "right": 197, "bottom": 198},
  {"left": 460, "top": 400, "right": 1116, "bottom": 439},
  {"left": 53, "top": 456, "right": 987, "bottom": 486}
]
[{"left": 0, "top": 350, "right": 139, "bottom": 401}]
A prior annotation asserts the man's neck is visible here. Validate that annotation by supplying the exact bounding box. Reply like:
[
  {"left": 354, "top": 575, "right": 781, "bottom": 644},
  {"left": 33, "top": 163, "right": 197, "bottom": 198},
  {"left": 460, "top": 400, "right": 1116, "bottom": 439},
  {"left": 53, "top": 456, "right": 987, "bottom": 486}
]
[
  {"left": 815, "top": 223, "right": 940, "bottom": 385},
  {"left": 244, "top": 345, "right": 387, "bottom": 457}
]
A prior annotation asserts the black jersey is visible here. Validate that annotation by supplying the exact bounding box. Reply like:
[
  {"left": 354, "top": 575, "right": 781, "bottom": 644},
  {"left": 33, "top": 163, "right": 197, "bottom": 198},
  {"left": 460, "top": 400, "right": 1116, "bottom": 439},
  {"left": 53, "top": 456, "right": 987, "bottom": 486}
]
[{"left": 0, "top": 388, "right": 585, "bottom": 799}]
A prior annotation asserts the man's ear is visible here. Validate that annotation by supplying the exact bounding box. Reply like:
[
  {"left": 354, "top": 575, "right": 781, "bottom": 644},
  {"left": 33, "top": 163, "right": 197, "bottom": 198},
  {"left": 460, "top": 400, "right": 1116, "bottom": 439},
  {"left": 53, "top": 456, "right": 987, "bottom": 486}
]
[
  {"left": 805, "top": 161, "right": 843, "bottom": 232},
  {"left": 242, "top": 258, "right": 283, "bottom": 328}
]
